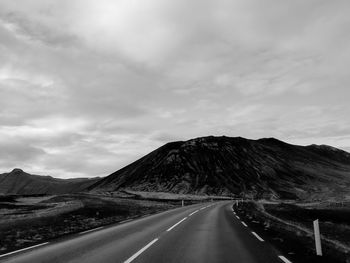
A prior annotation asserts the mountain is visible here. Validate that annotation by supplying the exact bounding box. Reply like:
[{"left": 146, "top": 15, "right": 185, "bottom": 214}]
[
  {"left": 89, "top": 136, "right": 350, "bottom": 200},
  {"left": 0, "top": 168, "right": 100, "bottom": 195}
]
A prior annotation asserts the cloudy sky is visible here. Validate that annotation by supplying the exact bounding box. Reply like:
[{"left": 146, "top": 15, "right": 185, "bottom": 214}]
[{"left": 0, "top": 0, "right": 349, "bottom": 178}]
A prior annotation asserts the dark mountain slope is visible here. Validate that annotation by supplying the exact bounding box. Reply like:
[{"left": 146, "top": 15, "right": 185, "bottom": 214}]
[
  {"left": 89, "top": 136, "right": 350, "bottom": 200},
  {"left": 0, "top": 168, "right": 99, "bottom": 195}
]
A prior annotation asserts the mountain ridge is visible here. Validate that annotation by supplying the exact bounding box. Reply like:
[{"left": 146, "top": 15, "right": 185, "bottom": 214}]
[
  {"left": 0, "top": 168, "right": 99, "bottom": 195},
  {"left": 89, "top": 136, "right": 350, "bottom": 200}
]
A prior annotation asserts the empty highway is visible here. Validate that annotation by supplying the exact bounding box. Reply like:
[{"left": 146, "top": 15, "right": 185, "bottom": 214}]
[{"left": 0, "top": 202, "right": 291, "bottom": 263}]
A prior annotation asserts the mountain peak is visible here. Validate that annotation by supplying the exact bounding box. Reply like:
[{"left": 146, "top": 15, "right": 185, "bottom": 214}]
[
  {"left": 10, "top": 168, "right": 24, "bottom": 173},
  {"left": 257, "top": 137, "right": 286, "bottom": 144}
]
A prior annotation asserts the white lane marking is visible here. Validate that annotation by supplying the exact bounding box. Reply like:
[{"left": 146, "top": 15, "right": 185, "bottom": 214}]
[
  {"left": 236, "top": 216, "right": 240, "bottom": 220},
  {"left": 166, "top": 217, "right": 187, "bottom": 232},
  {"left": 79, "top": 227, "right": 103, "bottom": 235},
  {"left": 233, "top": 211, "right": 236, "bottom": 215},
  {"left": 123, "top": 238, "right": 158, "bottom": 263},
  {"left": 251, "top": 232, "right": 264, "bottom": 242},
  {"left": 241, "top": 221, "right": 248, "bottom": 227},
  {"left": 200, "top": 207, "right": 206, "bottom": 210},
  {"left": 189, "top": 210, "right": 199, "bottom": 216},
  {"left": 278, "top": 255, "right": 292, "bottom": 263},
  {"left": 0, "top": 242, "right": 49, "bottom": 258}
]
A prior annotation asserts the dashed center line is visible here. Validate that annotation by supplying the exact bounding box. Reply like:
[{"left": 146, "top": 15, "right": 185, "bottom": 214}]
[
  {"left": 166, "top": 217, "right": 187, "bottom": 232},
  {"left": 123, "top": 238, "right": 158, "bottom": 263},
  {"left": 2, "top": 205, "right": 293, "bottom": 263},
  {"left": 0, "top": 242, "right": 49, "bottom": 258},
  {"left": 251, "top": 232, "right": 264, "bottom": 242},
  {"left": 189, "top": 210, "right": 199, "bottom": 216},
  {"left": 79, "top": 227, "right": 103, "bottom": 235},
  {"left": 278, "top": 255, "right": 292, "bottom": 263}
]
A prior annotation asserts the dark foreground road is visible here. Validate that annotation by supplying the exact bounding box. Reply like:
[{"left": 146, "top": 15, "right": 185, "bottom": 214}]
[{"left": 0, "top": 202, "right": 291, "bottom": 263}]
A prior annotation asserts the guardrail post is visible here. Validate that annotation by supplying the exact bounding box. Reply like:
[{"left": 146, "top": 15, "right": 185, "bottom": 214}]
[{"left": 313, "top": 219, "right": 322, "bottom": 256}]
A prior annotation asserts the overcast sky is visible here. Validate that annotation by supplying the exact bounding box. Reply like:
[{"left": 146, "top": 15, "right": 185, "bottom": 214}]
[{"left": 0, "top": 0, "right": 349, "bottom": 178}]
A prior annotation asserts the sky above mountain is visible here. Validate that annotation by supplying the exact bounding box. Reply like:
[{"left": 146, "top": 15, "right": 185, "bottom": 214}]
[{"left": 0, "top": 0, "right": 349, "bottom": 178}]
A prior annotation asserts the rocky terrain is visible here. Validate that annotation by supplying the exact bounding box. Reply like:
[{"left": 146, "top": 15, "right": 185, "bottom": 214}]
[
  {"left": 0, "top": 169, "right": 99, "bottom": 195},
  {"left": 90, "top": 136, "right": 350, "bottom": 200}
]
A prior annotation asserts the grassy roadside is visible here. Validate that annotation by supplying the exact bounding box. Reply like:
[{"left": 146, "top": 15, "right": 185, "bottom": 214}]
[
  {"left": 234, "top": 201, "right": 350, "bottom": 263},
  {"left": 0, "top": 193, "right": 182, "bottom": 254}
]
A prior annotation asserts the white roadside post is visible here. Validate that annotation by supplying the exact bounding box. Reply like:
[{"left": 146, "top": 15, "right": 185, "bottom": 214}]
[
  {"left": 313, "top": 219, "right": 322, "bottom": 256},
  {"left": 182, "top": 200, "right": 184, "bottom": 207}
]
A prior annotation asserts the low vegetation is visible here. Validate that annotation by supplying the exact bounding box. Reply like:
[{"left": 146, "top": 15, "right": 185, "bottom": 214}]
[
  {"left": 0, "top": 193, "right": 180, "bottom": 254},
  {"left": 234, "top": 201, "right": 350, "bottom": 263},
  {"left": 116, "top": 190, "right": 232, "bottom": 202}
]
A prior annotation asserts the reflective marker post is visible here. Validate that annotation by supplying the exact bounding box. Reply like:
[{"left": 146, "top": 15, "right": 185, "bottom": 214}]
[{"left": 313, "top": 219, "right": 322, "bottom": 256}]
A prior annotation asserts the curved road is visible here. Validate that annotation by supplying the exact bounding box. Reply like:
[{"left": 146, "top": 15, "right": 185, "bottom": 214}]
[{"left": 0, "top": 202, "right": 290, "bottom": 263}]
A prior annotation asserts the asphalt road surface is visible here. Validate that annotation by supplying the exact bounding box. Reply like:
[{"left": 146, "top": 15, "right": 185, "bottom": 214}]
[{"left": 0, "top": 201, "right": 291, "bottom": 263}]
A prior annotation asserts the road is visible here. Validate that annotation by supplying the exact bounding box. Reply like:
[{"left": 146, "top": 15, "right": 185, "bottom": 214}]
[{"left": 0, "top": 201, "right": 291, "bottom": 263}]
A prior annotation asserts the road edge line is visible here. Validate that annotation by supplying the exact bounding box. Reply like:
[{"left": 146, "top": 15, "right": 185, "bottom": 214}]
[
  {"left": 79, "top": 227, "right": 103, "bottom": 235},
  {"left": 251, "top": 231, "right": 264, "bottom": 242},
  {"left": 0, "top": 242, "right": 49, "bottom": 258}
]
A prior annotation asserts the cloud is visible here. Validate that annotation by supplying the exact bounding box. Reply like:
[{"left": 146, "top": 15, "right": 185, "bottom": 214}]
[
  {"left": 0, "top": 141, "right": 46, "bottom": 173},
  {"left": 0, "top": 141, "right": 45, "bottom": 162},
  {"left": 0, "top": 0, "right": 349, "bottom": 177}
]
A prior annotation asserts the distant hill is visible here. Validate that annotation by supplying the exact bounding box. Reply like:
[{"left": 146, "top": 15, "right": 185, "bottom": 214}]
[
  {"left": 89, "top": 136, "right": 350, "bottom": 200},
  {"left": 0, "top": 168, "right": 100, "bottom": 195}
]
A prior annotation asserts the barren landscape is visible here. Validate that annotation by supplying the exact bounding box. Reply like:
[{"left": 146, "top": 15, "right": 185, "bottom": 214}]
[{"left": 0, "top": 193, "right": 181, "bottom": 254}]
